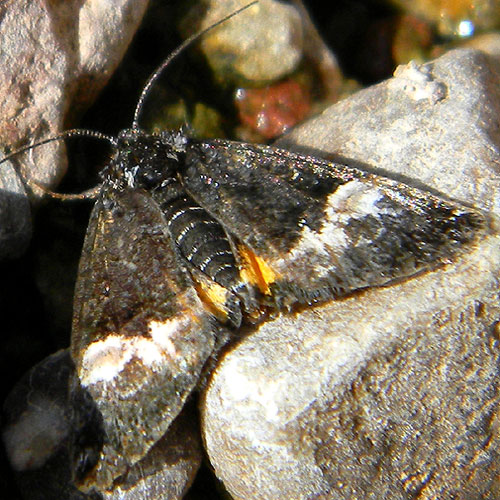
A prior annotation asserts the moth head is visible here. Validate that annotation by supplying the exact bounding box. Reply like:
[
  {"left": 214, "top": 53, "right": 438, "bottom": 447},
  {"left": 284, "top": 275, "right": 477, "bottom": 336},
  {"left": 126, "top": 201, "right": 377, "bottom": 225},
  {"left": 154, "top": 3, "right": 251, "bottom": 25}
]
[{"left": 107, "top": 128, "right": 181, "bottom": 190}]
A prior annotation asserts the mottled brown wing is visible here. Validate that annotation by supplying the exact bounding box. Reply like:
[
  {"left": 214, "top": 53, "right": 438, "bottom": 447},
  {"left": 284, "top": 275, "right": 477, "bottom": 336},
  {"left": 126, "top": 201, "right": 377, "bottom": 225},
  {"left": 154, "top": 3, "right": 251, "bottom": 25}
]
[
  {"left": 181, "top": 139, "right": 486, "bottom": 305},
  {"left": 71, "top": 185, "right": 216, "bottom": 489}
]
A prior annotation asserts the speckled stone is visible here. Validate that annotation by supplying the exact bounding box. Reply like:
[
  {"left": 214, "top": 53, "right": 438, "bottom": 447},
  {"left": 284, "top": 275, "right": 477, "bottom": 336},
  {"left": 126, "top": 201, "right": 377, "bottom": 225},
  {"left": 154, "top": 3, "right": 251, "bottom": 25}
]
[
  {"left": 0, "top": 0, "right": 148, "bottom": 259},
  {"left": 180, "top": 0, "right": 303, "bottom": 84}
]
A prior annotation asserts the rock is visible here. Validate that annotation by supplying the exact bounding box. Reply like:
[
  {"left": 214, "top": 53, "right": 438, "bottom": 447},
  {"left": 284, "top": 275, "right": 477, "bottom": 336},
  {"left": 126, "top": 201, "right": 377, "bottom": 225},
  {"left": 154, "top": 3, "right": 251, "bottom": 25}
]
[
  {"left": 234, "top": 79, "right": 312, "bottom": 140},
  {"left": 389, "top": 0, "right": 500, "bottom": 37},
  {"left": 0, "top": 0, "right": 149, "bottom": 259},
  {"left": 462, "top": 32, "right": 500, "bottom": 61},
  {"left": 2, "top": 350, "right": 202, "bottom": 499},
  {"left": 201, "top": 49, "right": 500, "bottom": 499},
  {"left": 0, "top": 157, "right": 32, "bottom": 260},
  {"left": 180, "top": 0, "right": 303, "bottom": 85},
  {"left": 180, "top": 0, "right": 341, "bottom": 142}
]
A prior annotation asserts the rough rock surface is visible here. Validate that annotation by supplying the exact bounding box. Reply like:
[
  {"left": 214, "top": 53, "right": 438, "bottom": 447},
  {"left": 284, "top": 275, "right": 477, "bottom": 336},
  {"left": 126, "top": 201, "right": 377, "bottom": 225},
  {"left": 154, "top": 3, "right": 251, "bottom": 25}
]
[
  {"left": 202, "top": 49, "right": 500, "bottom": 499},
  {"left": 0, "top": 0, "right": 149, "bottom": 259},
  {"left": 181, "top": 0, "right": 303, "bottom": 84}
]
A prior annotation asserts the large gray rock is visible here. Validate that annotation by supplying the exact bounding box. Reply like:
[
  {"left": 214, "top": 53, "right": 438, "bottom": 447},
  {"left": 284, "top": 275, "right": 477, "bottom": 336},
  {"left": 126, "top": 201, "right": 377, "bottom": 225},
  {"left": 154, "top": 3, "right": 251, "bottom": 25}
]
[{"left": 202, "top": 49, "right": 500, "bottom": 499}]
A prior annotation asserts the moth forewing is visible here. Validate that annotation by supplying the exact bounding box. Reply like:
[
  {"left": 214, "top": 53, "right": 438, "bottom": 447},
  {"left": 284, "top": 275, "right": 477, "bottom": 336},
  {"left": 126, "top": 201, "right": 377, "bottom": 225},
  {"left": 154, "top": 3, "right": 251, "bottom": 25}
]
[
  {"left": 70, "top": 185, "right": 217, "bottom": 487},
  {"left": 180, "top": 139, "right": 486, "bottom": 303}
]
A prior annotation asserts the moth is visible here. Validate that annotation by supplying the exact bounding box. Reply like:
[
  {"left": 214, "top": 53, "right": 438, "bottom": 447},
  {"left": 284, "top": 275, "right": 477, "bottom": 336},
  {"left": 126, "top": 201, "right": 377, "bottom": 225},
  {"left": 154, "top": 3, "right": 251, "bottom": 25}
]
[{"left": 2, "top": 1, "right": 486, "bottom": 494}]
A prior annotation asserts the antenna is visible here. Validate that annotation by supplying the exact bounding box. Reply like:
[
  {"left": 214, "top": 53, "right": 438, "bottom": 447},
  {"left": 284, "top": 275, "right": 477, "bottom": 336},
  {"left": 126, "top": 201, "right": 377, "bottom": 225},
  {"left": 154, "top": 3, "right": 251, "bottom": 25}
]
[
  {"left": 0, "top": 129, "right": 116, "bottom": 200},
  {"left": 132, "top": 1, "right": 258, "bottom": 129},
  {"left": 0, "top": 129, "right": 116, "bottom": 168}
]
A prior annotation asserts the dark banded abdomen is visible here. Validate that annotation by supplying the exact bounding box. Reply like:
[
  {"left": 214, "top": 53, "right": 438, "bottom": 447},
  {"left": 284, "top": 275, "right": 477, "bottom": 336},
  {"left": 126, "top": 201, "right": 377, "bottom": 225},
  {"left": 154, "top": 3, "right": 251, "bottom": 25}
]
[{"left": 163, "top": 195, "right": 241, "bottom": 292}]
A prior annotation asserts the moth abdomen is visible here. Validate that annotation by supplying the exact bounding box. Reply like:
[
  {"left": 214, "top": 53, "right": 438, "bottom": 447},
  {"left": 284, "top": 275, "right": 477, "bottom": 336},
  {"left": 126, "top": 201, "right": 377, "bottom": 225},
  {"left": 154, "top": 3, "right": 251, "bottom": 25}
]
[{"left": 164, "top": 195, "right": 241, "bottom": 288}]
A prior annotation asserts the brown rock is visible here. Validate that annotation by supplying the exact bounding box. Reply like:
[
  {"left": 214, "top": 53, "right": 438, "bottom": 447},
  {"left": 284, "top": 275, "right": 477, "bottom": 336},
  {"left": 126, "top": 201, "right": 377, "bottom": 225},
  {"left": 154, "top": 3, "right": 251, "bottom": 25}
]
[{"left": 0, "top": 0, "right": 149, "bottom": 260}]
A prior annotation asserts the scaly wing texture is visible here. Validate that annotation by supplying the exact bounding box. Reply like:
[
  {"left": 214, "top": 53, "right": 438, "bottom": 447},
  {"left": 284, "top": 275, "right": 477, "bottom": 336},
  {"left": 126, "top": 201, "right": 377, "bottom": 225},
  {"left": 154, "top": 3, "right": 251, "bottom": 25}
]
[
  {"left": 71, "top": 186, "right": 216, "bottom": 488},
  {"left": 182, "top": 139, "right": 485, "bottom": 304}
]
